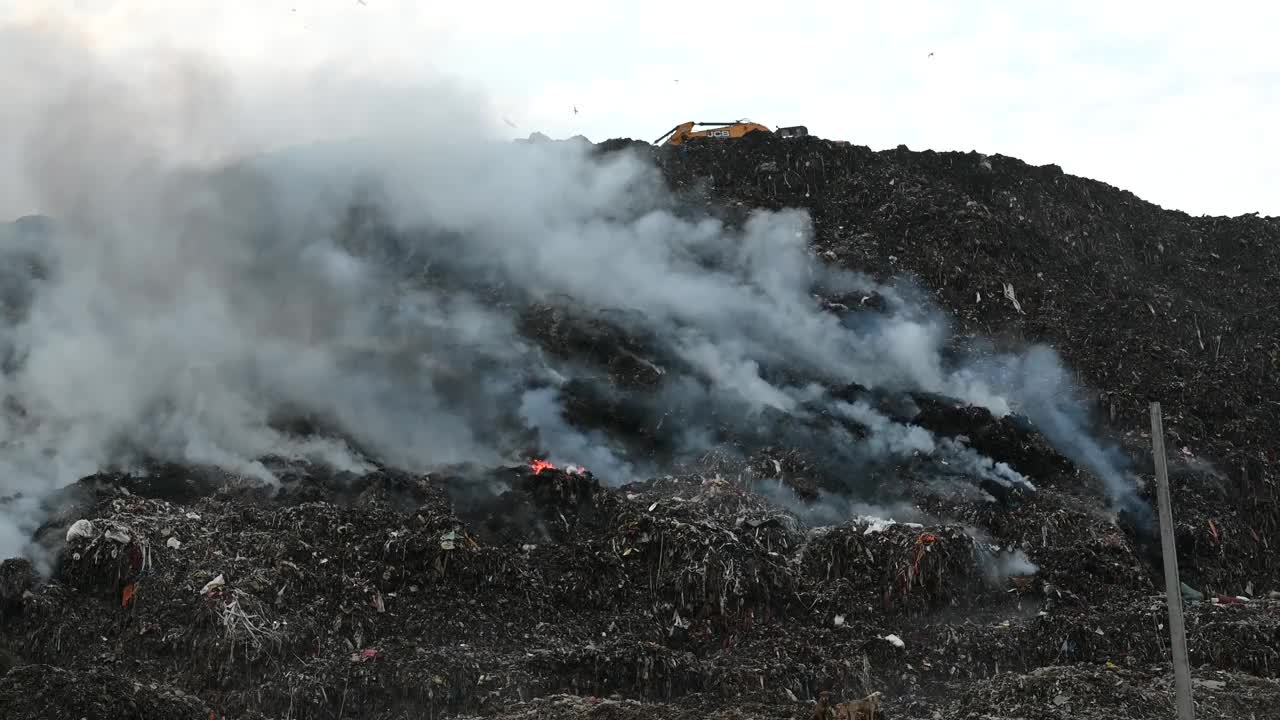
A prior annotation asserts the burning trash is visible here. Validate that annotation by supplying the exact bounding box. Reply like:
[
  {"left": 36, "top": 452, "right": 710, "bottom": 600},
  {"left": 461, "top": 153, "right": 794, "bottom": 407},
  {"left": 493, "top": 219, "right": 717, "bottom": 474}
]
[{"left": 528, "top": 458, "right": 587, "bottom": 476}]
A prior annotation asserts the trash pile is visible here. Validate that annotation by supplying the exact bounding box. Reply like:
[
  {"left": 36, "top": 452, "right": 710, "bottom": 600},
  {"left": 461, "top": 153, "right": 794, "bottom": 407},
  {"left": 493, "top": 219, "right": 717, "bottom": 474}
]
[
  {"left": 2, "top": 459, "right": 1278, "bottom": 719},
  {"left": 0, "top": 665, "right": 208, "bottom": 719},
  {"left": 643, "top": 132, "right": 1280, "bottom": 597},
  {"left": 935, "top": 665, "right": 1280, "bottom": 720},
  {"left": 2, "top": 134, "right": 1280, "bottom": 719}
]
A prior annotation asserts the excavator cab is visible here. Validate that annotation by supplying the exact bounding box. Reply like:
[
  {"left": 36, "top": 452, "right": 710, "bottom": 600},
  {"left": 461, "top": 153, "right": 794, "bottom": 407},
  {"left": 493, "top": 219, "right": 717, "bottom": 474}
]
[{"left": 775, "top": 125, "right": 809, "bottom": 139}]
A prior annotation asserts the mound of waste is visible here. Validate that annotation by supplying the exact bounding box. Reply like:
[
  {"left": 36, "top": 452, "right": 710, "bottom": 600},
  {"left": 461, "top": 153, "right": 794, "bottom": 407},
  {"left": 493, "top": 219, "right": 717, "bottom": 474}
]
[
  {"left": 1, "top": 131, "right": 1278, "bottom": 719},
  {"left": 2, "top": 457, "right": 1278, "bottom": 719}
]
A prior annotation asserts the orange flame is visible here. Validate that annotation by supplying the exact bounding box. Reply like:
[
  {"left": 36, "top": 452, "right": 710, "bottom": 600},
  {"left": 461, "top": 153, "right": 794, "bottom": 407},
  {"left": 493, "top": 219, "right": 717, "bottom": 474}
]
[{"left": 529, "top": 458, "right": 589, "bottom": 475}]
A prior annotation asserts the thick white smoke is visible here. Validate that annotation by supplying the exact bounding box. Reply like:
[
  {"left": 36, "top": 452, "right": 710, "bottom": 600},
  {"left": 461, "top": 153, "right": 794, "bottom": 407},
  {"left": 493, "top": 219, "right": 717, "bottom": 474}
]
[
  {"left": 978, "top": 546, "right": 1040, "bottom": 584},
  {"left": 518, "top": 387, "right": 634, "bottom": 481},
  {"left": 0, "top": 20, "right": 1143, "bottom": 563},
  {"left": 0, "top": 22, "right": 514, "bottom": 561},
  {"left": 834, "top": 401, "right": 937, "bottom": 457},
  {"left": 984, "top": 346, "right": 1143, "bottom": 515}
]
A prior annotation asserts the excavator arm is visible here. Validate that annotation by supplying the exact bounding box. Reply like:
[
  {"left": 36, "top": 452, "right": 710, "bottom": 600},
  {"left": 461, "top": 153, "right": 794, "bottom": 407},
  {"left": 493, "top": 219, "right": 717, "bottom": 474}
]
[
  {"left": 654, "top": 121, "right": 696, "bottom": 145},
  {"left": 655, "top": 120, "right": 770, "bottom": 146}
]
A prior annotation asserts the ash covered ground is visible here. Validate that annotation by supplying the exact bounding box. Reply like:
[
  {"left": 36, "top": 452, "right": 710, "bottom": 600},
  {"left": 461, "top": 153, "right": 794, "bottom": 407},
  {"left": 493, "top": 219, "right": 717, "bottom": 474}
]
[{"left": 0, "top": 128, "right": 1279, "bottom": 720}]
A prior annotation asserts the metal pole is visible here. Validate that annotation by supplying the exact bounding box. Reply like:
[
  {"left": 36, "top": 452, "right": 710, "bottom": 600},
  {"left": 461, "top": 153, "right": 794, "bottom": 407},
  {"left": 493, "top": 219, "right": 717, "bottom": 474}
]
[{"left": 1151, "top": 402, "right": 1194, "bottom": 720}]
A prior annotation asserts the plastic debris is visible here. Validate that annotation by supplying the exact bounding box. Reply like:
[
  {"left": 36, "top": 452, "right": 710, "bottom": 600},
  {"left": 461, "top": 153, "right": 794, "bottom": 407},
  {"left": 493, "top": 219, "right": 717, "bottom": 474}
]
[
  {"left": 1002, "top": 282, "right": 1024, "bottom": 314},
  {"left": 199, "top": 574, "right": 226, "bottom": 596},
  {"left": 1195, "top": 678, "right": 1228, "bottom": 691},
  {"left": 1181, "top": 582, "right": 1205, "bottom": 602},
  {"left": 65, "top": 519, "right": 94, "bottom": 542}
]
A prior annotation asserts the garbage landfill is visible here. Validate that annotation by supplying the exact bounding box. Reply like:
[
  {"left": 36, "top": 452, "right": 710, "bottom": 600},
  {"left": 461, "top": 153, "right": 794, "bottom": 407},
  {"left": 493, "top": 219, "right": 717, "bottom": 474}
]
[{"left": 0, "top": 132, "right": 1278, "bottom": 719}]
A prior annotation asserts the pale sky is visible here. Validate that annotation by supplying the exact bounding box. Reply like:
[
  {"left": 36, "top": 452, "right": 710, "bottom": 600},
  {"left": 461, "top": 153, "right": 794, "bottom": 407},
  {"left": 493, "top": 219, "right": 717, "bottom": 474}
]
[{"left": 2, "top": 1, "right": 1278, "bottom": 217}]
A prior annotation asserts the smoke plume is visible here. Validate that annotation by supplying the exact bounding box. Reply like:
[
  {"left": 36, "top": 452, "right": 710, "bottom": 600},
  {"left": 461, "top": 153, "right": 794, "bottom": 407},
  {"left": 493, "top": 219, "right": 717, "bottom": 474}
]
[
  {"left": 0, "top": 20, "right": 1144, "bottom": 563},
  {"left": 978, "top": 546, "right": 1040, "bottom": 584}
]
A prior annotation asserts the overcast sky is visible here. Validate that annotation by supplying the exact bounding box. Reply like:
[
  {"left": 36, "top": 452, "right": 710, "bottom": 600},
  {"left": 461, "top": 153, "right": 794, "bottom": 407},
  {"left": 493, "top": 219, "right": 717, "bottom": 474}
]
[{"left": 2, "top": 1, "right": 1277, "bottom": 218}]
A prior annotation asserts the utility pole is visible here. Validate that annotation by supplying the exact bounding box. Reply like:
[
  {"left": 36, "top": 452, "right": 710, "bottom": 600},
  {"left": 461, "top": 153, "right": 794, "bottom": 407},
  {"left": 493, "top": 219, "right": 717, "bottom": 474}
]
[{"left": 1151, "top": 402, "right": 1194, "bottom": 720}]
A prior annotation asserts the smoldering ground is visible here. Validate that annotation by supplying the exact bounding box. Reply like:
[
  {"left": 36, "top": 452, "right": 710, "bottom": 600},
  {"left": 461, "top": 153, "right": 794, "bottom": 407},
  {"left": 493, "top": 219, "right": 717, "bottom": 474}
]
[{"left": 0, "top": 23, "right": 1145, "bottom": 564}]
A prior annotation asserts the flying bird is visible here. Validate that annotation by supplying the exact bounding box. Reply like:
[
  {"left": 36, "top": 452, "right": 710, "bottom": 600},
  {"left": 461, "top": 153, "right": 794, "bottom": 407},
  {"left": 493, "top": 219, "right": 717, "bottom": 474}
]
[
  {"left": 573, "top": 105, "right": 579, "bottom": 115},
  {"left": 928, "top": 51, "right": 935, "bottom": 58}
]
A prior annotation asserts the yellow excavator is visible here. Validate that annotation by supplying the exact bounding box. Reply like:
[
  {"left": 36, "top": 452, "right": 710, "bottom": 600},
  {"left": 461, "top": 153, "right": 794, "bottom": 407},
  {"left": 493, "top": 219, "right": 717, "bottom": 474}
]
[{"left": 654, "top": 120, "right": 809, "bottom": 146}]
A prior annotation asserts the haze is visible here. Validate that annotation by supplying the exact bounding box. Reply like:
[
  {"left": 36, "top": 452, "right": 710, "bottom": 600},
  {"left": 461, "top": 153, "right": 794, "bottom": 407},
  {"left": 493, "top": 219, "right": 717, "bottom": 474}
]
[{"left": 1, "top": 0, "right": 1277, "bottom": 218}]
